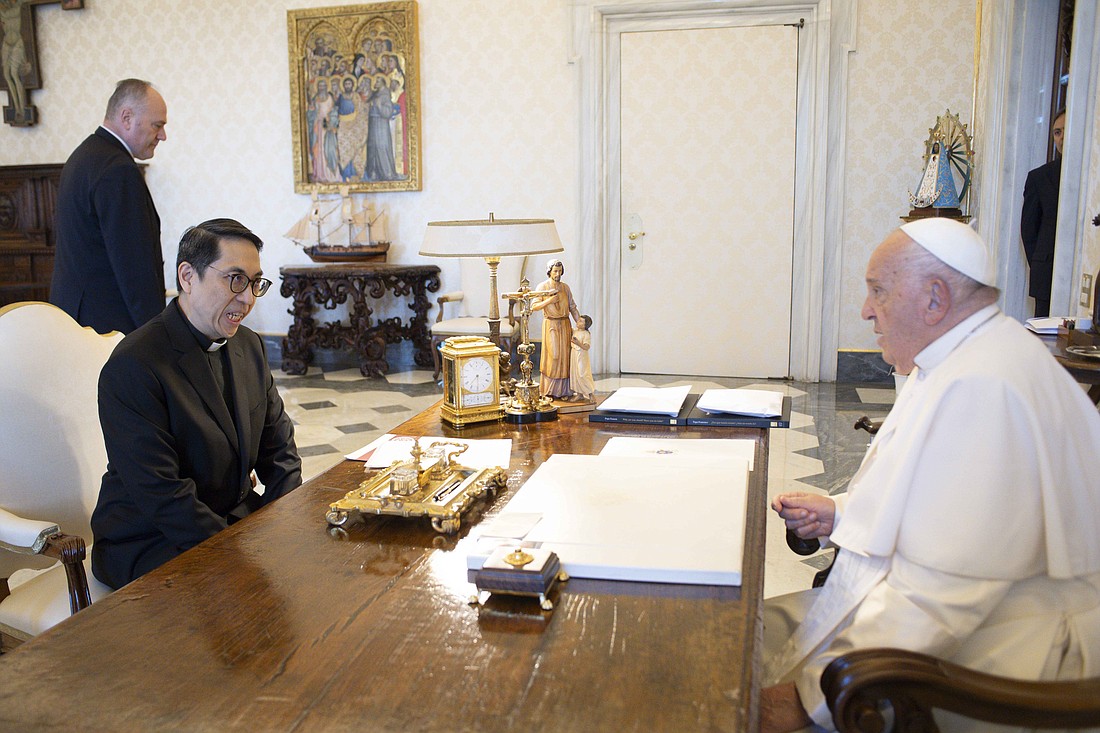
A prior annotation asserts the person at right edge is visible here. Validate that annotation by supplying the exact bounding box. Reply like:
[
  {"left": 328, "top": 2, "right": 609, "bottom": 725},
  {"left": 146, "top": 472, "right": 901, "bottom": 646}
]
[{"left": 1021, "top": 108, "right": 1065, "bottom": 318}]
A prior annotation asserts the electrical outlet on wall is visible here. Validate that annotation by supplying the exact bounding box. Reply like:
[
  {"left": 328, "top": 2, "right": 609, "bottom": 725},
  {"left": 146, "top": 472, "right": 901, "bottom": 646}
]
[{"left": 1083, "top": 273, "right": 1094, "bottom": 308}]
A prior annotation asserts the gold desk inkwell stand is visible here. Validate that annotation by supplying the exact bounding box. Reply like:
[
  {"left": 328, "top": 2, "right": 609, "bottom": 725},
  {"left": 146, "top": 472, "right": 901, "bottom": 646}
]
[{"left": 326, "top": 438, "right": 506, "bottom": 534}]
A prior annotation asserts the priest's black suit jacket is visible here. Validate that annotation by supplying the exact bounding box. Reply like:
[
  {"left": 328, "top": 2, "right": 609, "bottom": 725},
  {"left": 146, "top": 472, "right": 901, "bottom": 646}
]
[
  {"left": 1021, "top": 157, "right": 1060, "bottom": 302},
  {"left": 50, "top": 127, "right": 165, "bottom": 334},
  {"left": 91, "top": 299, "right": 302, "bottom": 589}
]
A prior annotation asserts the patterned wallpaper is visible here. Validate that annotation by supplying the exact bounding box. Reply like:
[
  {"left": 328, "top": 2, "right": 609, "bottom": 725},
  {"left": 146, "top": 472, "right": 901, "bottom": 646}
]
[
  {"left": 0, "top": 0, "right": 578, "bottom": 335},
  {"left": 13, "top": 0, "right": 1071, "bottom": 358},
  {"left": 838, "top": 0, "right": 976, "bottom": 350}
]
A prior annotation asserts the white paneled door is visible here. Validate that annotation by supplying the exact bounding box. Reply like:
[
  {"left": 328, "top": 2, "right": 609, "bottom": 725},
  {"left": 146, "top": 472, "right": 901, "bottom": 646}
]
[{"left": 619, "top": 24, "right": 797, "bottom": 377}]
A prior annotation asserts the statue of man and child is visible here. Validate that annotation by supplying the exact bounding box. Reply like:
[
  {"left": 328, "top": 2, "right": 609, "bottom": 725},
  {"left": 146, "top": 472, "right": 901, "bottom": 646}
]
[{"left": 506, "top": 258, "right": 594, "bottom": 403}]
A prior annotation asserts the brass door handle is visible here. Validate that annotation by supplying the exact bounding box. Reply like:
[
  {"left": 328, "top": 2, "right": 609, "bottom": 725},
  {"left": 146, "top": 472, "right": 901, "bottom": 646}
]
[{"left": 628, "top": 231, "right": 646, "bottom": 241}]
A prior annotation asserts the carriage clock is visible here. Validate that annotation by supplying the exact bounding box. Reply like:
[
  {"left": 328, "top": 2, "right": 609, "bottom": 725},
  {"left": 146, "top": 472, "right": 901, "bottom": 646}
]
[{"left": 440, "top": 336, "right": 502, "bottom": 427}]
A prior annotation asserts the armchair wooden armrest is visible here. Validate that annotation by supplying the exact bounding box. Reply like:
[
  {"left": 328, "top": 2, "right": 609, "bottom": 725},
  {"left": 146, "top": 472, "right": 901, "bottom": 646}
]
[
  {"left": 822, "top": 648, "right": 1100, "bottom": 732},
  {"left": 785, "top": 529, "right": 833, "bottom": 588},
  {"left": 435, "top": 291, "right": 466, "bottom": 322},
  {"left": 854, "top": 416, "right": 882, "bottom": 435},
  {"left": 0, "top": 507, "right": 91, "bottom": 615}
]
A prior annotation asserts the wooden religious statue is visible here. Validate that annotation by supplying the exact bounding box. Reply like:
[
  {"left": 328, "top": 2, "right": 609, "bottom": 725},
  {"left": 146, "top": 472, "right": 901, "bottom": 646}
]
[{"left": 0, "top": 0, "right": 83, "bottom": 127}]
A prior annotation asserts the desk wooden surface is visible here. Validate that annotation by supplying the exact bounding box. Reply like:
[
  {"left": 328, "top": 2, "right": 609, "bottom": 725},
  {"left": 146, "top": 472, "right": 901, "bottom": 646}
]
[
  {"left": 0, "top": 407, "right": 769, "bottom": 732},
  {"left": 1040, "top": 330, "right": 1100, "bottom": 404}
]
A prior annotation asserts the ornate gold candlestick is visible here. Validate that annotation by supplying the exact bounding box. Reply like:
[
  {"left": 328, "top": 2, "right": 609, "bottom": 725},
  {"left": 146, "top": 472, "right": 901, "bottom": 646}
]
[{"left": 501, "top": 279, "right": 558, "bottom": 423}]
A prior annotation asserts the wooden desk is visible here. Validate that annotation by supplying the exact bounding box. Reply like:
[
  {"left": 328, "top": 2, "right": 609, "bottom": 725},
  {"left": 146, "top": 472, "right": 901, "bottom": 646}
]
[
  {"left": 0, "top": 407, "right": 769, "bottom": 732},
  {"left": 279, "top": 263, "right": 441, "bottom": 376},
  {"left": 1040, "top": 330, "right": 1100, "bottom": 405}
]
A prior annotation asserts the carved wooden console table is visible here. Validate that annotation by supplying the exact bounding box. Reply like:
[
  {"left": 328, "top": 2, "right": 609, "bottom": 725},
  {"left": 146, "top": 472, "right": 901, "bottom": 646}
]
[{"left": 279, "top": 263, "right": 440, "bottom": 376}]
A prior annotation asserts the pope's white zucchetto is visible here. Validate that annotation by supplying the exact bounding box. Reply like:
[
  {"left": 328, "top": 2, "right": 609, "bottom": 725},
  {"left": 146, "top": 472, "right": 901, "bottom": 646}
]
[{"left": 899, "top": 218, "right": 996, "bottom": 287}]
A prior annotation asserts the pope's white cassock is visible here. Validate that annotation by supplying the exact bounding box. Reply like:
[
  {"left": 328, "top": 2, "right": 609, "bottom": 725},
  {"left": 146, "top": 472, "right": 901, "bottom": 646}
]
[{"left": 767, "top": 305, "right": 1100, "bottom": 732}]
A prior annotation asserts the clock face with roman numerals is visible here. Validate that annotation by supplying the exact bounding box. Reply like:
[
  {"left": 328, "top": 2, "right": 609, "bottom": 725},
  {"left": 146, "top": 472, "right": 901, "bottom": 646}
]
[
  {"left": 440, "top": 337, "right": 500, "bottom": 427},
  {"left": 461, "top": 357, "right": 493, "bottom": 393}
]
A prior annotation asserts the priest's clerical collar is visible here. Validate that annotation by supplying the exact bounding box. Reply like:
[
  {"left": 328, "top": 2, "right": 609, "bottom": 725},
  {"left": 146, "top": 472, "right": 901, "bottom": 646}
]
[{"left": 180, "top": 308, "right": 228, "bottom": 352}]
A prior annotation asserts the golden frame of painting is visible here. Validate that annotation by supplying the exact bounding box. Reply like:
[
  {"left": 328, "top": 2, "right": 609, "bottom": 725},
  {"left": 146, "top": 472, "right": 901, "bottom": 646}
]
[{"left": 287, "top": 1, "right": 421, "bottom": 193}]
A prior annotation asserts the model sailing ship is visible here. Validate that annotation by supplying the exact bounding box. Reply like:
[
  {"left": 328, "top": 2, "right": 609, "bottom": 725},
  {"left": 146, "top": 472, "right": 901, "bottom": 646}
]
[{"left": 284, "top": 185, "right": 390, "bottom": 262}]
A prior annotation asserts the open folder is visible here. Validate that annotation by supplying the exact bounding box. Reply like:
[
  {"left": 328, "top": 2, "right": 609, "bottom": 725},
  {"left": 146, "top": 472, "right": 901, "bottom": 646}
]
[{"left": 589, "top": 385, "right": 695, "bottom": 425}]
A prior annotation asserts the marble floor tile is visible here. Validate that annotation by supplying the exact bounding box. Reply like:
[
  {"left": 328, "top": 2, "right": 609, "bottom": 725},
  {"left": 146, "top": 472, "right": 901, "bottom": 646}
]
[
  {"left": 322, "top": 368, "right": 369, "bottom": 382},
  {"left": 384, "top": 369, "right": 437, "bottom": 385},
  {"left": 855, "top": 387, "right": 896, "bottom": 404}
]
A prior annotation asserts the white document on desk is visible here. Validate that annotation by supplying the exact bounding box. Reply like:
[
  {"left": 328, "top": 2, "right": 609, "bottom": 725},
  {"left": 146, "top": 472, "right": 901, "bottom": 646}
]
[
  {"left": 468, "top": 453, "right": 750, "bottom": 586},
  {"left": 596, "top": 385, "right": 692, "bottom": 415},
  {"left": 346, "top": 433, "right": 512, "bottom": 469},
  {"left": 1025, "top": 317, "right": 1062, "bottom": 335},
  {"left": 697, "top": 388, "right": 784, "bottom": 417},
  {"left": 599, "top": 436, "right": 757, "bottom": 471}
]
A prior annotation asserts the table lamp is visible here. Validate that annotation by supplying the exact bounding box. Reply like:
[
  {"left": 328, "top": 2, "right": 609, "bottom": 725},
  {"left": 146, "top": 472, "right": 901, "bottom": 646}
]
[{"left": 419, "top": 214, "right": 563, "bottom": 347}]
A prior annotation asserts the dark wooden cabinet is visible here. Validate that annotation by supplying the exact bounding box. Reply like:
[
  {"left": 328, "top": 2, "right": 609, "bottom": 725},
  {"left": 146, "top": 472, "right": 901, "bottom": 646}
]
[{"left": 0, "top": 164, "right": 63, "bottom": 308}]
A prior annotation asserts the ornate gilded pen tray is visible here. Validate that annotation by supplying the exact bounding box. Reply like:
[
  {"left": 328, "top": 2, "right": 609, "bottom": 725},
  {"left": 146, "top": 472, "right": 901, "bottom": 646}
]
[{"left": 326, "top": 439, "right": 506, "bottom": 534}]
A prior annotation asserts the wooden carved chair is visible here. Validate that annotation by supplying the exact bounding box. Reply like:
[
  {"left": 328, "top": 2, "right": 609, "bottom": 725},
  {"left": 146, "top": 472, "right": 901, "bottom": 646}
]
[
  {"left": 430, "top": 256, "right": 530, "bottom": 379},
  {"left": 822, "top": 648, "right": 1100, "bottom": 732},
  {"left": 0, "top": 302, "right": 120, "bottom": 650}
]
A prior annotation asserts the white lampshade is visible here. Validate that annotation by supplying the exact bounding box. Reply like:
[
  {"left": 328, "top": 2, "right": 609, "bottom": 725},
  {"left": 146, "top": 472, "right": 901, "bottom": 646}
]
[{"left": 420, "top": 215, "right": 563, "bottom": 258}]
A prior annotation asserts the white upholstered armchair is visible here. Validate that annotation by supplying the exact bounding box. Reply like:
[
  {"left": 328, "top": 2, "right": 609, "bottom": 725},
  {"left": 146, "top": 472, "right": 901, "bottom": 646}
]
[
  {"left": 430, "top": 256, "right": 530, "bottom": 379},
  {"left": 0, "top": 302, "right": 120, "bottom": 650}
]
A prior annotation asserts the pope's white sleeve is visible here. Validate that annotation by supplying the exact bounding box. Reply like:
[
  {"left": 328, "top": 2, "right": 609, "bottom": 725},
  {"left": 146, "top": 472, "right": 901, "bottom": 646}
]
[{"left": 794, "top": 552, "right": 1014, "bottom": 729}]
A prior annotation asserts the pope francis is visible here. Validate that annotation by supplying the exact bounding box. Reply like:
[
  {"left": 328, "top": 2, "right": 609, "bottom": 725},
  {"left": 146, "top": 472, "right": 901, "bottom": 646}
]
[{"left": 761, "top": 218, "right": 1100, "bottom": 733}]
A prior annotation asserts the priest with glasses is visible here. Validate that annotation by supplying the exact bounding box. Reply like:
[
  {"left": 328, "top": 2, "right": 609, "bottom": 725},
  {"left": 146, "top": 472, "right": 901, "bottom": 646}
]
[{"left": 91, "top": 218, "right": 302, "bottom": 590}]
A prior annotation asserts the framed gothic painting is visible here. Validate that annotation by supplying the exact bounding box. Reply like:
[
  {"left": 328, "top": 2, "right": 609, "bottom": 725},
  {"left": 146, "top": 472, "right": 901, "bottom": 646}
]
[{"left": 287, "top": 1, "right": 421, "bottom": 193}]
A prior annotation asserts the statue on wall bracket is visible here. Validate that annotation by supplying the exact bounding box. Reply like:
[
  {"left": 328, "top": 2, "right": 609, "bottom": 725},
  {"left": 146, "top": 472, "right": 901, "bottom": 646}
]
[
  {"left": 0, "top": 0, "right": 83, "bottom": 128},
  {"left": 905, "top": 109, "right": 974, "bottom": 222}
]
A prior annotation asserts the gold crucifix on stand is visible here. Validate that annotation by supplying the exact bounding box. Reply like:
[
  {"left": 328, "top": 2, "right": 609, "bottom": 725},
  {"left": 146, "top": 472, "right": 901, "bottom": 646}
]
[
  {"left": 0, "top": 0, "right": 83, "bottom": 127},
  {"left": 500, "top": 278, "right": 559, "bottom": 424}
]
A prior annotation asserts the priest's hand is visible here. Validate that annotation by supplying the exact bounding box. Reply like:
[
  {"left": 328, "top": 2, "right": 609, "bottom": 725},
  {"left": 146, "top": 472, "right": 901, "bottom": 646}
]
[
  {"left": 772, "top": 491, "right": 836, "bottom": 539},
  {"left": 760, "top": 682, "right": 814, "bottom": 732}
]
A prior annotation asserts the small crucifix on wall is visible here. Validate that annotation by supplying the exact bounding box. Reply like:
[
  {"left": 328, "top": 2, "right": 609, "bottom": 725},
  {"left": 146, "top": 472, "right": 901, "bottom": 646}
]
[{"left": 0, "top": 0, "right": 83, "bottom": 127}]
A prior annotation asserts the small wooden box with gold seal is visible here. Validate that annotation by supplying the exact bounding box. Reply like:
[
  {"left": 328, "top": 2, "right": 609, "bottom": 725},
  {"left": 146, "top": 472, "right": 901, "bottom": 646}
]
[
  {"left": 440, "top": 336, "right": 502, "bottom": 428},
  {"left": 473, "top": 546, "right": 567, "bottom": 611}
]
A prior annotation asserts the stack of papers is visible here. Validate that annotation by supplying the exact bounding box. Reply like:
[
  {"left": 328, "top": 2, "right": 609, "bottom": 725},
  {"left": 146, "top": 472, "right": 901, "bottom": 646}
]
[
  {"left": 599, "top": 435, "right": 757, "bottom": 470},
  {"left": 1025, "top": 317, "right": 1062, "bottom": 335},
  {"left": 467, "top": 443, "right": 754, "bottom": 586},
  {"left": 345, "top": 433, "right": 512, "bottom": 469},
  {"left": 594, "top": 385, "right": 692, "bottom": 416},
  {"left": 696, "top": 388, "right": 784, "bottom": 417}
]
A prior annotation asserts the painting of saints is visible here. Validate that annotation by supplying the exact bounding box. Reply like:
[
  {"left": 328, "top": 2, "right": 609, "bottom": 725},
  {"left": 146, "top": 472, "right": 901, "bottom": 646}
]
[
  {"left": 310, "top": 78, "right": 339, "bottom": 181},
  {"left": 365, "top": 73, "right": 398, "bottom": 181},
  {"left": 291, "top": 5, "right": 418, "bottom": 191},
  {"left": 336, "top": 75, "right": 369, "bottom": 180},
  {"left": 389, "top": 77, "right": 407, "bottom": 177}
]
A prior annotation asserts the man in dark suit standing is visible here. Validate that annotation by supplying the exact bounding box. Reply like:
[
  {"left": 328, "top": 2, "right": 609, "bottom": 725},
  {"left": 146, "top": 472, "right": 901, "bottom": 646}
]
[
  {"left": 50, "top": 78, "right": 168, "bottom": 334},
  {"left": 1021, "top": 108, "right": 1065, "bottom": 318},
  {"left": 91, "top": 219, "right": 302, "bottom": 589}
]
